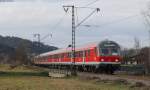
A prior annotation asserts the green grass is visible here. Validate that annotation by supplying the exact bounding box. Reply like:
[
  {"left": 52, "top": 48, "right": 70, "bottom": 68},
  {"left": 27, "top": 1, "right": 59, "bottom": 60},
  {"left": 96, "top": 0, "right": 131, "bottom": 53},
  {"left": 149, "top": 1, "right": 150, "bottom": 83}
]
[
  {"left": 0, "top": 64, "right": 147, "bottom": 90},
  {"left": 0, "top": 71, "right": 48, "bottom": 77}
]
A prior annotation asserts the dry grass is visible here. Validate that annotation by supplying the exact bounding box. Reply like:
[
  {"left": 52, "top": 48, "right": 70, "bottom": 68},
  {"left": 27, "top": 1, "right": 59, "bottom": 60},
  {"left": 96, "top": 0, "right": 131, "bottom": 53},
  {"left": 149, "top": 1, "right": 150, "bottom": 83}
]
[
  {"left": 0, "top": 76, "right": 132, "bottom": 90},
  {"left": 0, "top": 64, "right": 148, "bottom": 90},
  {"left": 0, "top": 64, "right": 49, "bottom": 72}
]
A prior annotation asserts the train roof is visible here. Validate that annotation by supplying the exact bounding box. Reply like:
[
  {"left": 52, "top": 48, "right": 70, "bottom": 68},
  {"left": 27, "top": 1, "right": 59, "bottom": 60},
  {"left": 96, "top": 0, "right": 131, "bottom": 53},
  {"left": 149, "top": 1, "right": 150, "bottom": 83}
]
[{"left": 36, "top": 40, "right": 119, "bottom": 57}]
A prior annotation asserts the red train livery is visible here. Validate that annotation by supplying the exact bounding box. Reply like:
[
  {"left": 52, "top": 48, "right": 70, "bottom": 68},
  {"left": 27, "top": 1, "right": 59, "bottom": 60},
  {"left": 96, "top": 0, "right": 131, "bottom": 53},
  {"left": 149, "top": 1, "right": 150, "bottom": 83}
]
[{"left": 33, "top": 40, "right": 121, "bottom": 73}]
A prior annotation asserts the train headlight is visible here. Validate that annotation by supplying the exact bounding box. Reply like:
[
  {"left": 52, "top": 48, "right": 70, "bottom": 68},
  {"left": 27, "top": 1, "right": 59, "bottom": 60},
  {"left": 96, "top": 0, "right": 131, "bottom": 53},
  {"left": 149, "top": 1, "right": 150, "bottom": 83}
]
[
  {"left": 101, "top": 59, "right": 104, "bottom": 62},
  {"left": 115, "top": 59, "right": 119, "bottom": 62}
]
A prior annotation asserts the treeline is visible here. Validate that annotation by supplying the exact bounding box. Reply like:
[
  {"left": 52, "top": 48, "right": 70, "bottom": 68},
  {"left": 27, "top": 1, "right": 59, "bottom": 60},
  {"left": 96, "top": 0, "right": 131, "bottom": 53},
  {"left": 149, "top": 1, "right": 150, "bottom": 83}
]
[
  {"left": 0, "top": 35, "right": 58, "bottom": 65},
  {"left": 122, "top": 47, "right": 150, "bottom": 74}
]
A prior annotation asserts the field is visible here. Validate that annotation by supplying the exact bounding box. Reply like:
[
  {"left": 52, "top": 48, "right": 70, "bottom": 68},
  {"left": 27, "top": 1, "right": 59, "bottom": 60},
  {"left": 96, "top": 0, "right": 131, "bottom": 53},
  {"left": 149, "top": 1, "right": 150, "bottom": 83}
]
[{"left": 0, "top": 65, "right": 149, "bottom": 90}]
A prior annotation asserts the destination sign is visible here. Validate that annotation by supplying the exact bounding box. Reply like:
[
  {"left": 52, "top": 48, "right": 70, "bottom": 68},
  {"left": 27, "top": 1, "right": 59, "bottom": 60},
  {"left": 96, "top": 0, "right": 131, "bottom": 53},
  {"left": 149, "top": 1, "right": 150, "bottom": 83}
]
[{"left": 103, "top": 44, "right": 116, "bottom": 47}]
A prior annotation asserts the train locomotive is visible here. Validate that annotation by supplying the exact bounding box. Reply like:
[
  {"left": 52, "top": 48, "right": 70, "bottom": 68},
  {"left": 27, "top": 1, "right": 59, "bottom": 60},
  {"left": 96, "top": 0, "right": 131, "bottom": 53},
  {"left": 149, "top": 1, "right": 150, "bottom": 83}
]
[{"left": 33, "top": 40, "right": 121, "bottom": 74}]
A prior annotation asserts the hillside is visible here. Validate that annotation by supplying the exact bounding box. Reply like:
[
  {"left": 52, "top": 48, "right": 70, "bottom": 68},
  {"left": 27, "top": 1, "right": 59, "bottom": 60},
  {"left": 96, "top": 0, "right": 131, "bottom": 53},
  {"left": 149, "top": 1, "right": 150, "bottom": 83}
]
[
  {"left": 0, "top": 35, "right": 58, "bottom": 54},
  {"left": 0, "top": 35, "right": 58, "bottom": 64}
]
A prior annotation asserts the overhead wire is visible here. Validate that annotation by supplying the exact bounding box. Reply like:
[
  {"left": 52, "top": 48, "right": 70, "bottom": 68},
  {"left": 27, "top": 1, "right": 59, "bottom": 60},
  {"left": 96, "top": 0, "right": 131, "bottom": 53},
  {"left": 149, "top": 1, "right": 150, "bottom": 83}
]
[
  {"left": 84, "top": 0, "right": 100, "bottom": 7},
  {"left": 51, "top": 13, "right": 67, "bottom": 30},
  {"left": 81, "top": 14, "right": 139, "bottom": 28},
  {"left": 75, "top": 8, "right": 99, "bottom": 28},
  {"left": 41, "top": 13, "right": 67, "bottom": 41}
]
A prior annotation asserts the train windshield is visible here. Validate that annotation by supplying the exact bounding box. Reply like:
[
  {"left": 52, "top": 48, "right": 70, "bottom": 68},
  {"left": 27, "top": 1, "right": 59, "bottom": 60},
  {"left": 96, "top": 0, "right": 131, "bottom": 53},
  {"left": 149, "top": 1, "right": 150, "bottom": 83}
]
[
  {"left": 101, "top": 48, "right": 119, "bottom": 56},
  {"left": 101, "top": 48, "right": 109, "bottom": 55},
  {"left": 99, "top": 41, "right": 120, "bottom": 56}
]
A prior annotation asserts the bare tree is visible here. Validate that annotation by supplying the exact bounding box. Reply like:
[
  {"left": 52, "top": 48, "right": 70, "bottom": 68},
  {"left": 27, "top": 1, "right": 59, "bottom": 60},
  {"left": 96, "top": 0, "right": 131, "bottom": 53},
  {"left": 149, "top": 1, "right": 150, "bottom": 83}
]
[
  {"left": 142, "top": 3, "right": 150, "bottom": 74},
  {"left": 134, "top": 37, "right": 140, "bottom": 54},
  {"left": 11, "top": 41, "right": 31, "bottom": 67}
]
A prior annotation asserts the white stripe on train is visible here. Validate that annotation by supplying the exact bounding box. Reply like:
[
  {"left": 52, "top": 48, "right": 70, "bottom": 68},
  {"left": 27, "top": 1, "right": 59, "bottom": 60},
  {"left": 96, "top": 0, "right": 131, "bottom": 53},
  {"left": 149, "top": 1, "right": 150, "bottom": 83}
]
[{"left": 35, "top": 62, "right": 120, "bottom": 65}]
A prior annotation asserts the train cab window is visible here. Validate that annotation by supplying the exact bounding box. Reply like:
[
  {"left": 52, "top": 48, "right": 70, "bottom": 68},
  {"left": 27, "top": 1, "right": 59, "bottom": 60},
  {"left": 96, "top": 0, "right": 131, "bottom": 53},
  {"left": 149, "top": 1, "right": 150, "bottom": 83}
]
[
  {"left": 101, "top": 48, "right": 109, "bottom": 56},
  {"left": 111, "top": 48, "right": 119, "bottom": 55}
]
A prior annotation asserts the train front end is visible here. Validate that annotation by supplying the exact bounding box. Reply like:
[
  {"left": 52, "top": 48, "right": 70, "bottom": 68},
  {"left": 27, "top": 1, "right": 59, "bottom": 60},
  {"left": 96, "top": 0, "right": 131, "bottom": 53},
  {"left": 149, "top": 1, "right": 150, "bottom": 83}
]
[{"left": 97, "top": 40, "right": 121, "bottom": 73}]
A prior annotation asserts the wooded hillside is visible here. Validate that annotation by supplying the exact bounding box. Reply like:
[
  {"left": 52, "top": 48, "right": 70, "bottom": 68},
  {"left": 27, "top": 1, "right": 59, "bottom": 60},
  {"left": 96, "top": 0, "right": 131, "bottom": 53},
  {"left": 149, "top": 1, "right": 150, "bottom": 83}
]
[{"left": 0, "top": 35, "right": 58, "bottom": 65}]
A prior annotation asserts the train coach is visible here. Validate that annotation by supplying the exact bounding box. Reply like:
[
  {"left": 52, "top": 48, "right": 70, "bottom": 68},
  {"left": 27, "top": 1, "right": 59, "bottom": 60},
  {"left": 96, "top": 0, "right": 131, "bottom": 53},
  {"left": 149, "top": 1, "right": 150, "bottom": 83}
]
[{"left": 33, "top": 40, "right": 121, "bottom": 74}]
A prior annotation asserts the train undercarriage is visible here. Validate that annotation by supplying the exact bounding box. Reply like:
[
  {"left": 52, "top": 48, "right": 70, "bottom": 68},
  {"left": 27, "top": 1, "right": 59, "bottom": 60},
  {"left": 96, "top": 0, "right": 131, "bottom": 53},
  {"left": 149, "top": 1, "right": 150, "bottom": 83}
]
[{"left": 36, "top": 63, "right": 120, "bottom": 74}]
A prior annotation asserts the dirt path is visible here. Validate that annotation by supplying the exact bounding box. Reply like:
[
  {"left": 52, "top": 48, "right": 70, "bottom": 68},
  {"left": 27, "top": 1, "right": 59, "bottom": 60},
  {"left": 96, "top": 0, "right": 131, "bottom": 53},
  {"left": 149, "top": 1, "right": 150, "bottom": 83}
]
[{"left": 78, "top": 72, "right": 150, "bottom": 86}]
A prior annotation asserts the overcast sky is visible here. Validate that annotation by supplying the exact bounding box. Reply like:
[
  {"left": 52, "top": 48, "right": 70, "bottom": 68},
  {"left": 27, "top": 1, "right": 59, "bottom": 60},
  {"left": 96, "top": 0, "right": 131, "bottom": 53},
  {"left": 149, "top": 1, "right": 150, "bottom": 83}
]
[{"left": 0, "top": 0, "right": 149, "bottom": 48}]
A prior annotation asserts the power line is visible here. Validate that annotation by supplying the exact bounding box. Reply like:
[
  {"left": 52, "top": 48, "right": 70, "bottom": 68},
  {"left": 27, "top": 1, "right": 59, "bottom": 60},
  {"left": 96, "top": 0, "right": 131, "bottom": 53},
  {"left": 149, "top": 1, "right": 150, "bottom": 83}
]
[
  {"left": 51, "top": 13, "right": 67, "bottom": 30},
  {"left": 41, "top": 34, "right": 52, "bottom": 41},
  {"left": 75, "top": 8, "right": 100, "bottom": 28},
  {"left": 81, "top": 14, "right": 138, "bottom": 28},
  {"left": 84, "top": 0, "right": 100, "bottom": 7},
  {"left": 41, "top": 13, "right": 67, "bottom": 42},
  {"left": 75, "top": 6, "right": 99, "bottom": 9}
]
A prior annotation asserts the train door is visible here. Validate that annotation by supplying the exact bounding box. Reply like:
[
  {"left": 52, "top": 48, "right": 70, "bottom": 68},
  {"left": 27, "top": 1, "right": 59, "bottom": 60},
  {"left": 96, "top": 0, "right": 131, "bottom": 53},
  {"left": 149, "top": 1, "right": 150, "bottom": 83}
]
[{"left": 83, "top": 50, "right": 86, "bottom": 64}]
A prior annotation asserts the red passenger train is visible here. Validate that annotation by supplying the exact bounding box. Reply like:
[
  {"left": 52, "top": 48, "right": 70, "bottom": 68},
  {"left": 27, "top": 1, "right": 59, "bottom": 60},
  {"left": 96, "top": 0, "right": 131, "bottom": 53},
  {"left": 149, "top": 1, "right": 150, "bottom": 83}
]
[{"left": 33, "top": 40, "right": 121, "bottom": 73}]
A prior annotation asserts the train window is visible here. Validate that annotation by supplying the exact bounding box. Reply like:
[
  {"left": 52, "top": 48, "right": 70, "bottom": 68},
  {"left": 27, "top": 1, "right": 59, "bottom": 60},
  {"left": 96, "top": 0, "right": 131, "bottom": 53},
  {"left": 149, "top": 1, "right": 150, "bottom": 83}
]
[
  {"left": 57, "top": 54, "right": 60, "bottom": 58},
  {"left": 84, "top": 51, "right": 87, "bottom": 57},
  {"left": 78, "top": 52, "right": 80, "bottom": 57},
  {"left": 55, "top": 55, "right": 57, "bottom": 59},
  {"left": 69, "top": 53, "right": 72, "bottom": 58},
  {"left": 83, "top": 51, "right": 85, "bottom": 57},
  {"left": 111, "top": 48, "right": 119, "bottom": 55},
  {"left": 67, "top": 53, "right": 69, "bottom": 58},
  {"left": 64, "top": 53, "right": 66, "bottom": 57},
  {"left": 78, "top": 51, "right": 81, "bottom": 57},
  {"left": 95, "top": 48, "right": 97, "bottom": 56},
  {"left": 101, "top": 48, "right": 109, "bottom": 56},
  {"left": 75, "top": 52, "right": 78, "bottom": 57},
  {"left": 77, "top": 52, "right": 80, "bottom": 57},
  {"left": 80, "top": 51, "right": 83, "bottom": 57},
  {"left": 88, "top": 50, "right": 90, "bottom": 56},
  {"left": 56, "top": 54, "right": 58, "bottom": 58},
  {"left": 57, "top": 54, "right": 59, "bottom": 58},
  {"left": 61, "top": 53, "right": 63, "bottom": 58},
  {"left": 69, "top": 53, "right": 71, "bottom": 58},
  {"left": 85, "top": 50, "right": 88, "bottom": 57}
]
